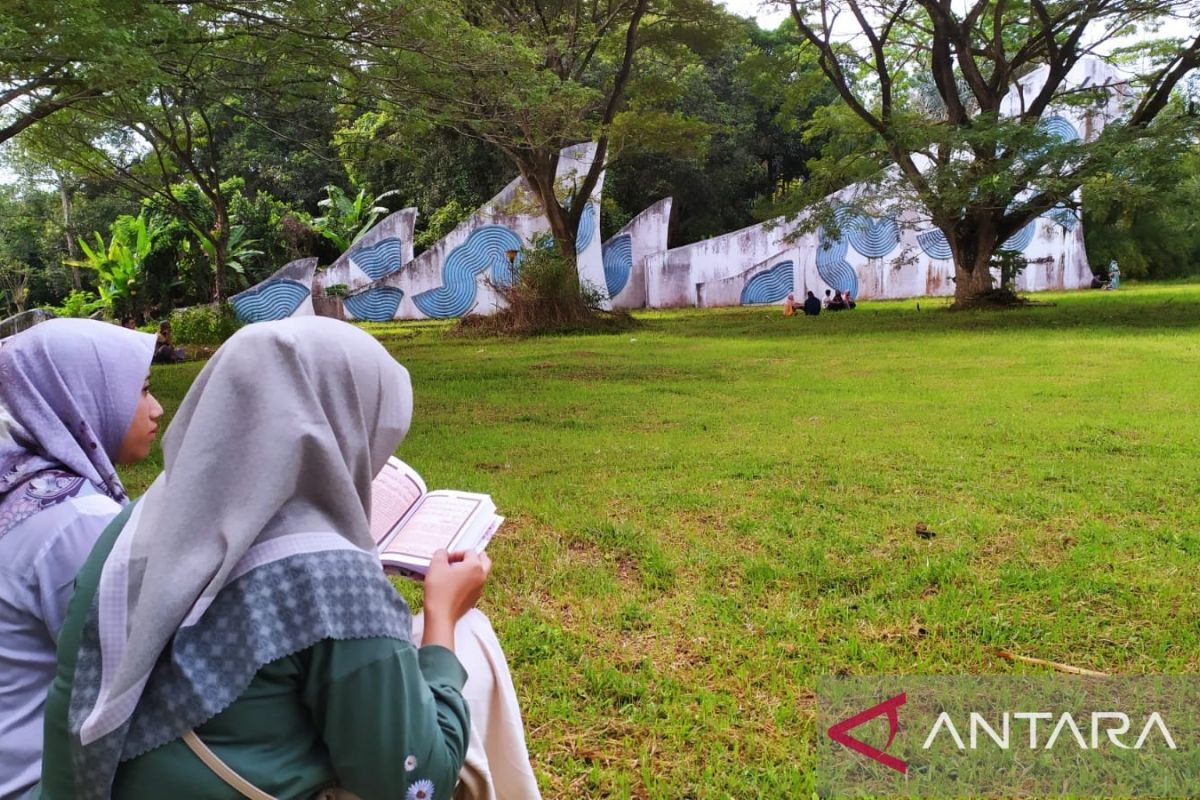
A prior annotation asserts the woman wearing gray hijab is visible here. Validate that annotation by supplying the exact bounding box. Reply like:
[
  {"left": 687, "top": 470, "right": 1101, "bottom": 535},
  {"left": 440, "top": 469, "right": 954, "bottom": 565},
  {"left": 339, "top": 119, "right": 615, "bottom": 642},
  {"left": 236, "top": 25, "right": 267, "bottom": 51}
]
[
  {"left": 41, "top": 317, "right": 538, "bottom": 800},
  {"left": 0, "top": 318, "right": 160, "bottom": 800}
]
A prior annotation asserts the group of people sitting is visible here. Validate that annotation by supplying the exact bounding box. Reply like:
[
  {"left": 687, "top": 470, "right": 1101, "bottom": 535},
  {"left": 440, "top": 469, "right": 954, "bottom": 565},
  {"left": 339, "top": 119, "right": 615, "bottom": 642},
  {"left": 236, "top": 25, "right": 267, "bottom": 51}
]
[
  {"left": 1089, "top": 264, "right": 1121, "bottom": 290},
  {"left": 0, "top": 317, "right": 541, "bottom": 800},
  {"left": 783, "top": 289, "right": 858, "bottom": 317}
]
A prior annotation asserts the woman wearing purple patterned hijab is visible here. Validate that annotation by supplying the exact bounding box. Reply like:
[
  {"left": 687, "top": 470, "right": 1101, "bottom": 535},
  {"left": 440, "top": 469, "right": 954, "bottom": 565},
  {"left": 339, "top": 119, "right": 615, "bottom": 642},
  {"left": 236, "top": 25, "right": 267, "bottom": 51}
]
[{"left": 0, "top": 318, "right": 160, "bottom": 800}]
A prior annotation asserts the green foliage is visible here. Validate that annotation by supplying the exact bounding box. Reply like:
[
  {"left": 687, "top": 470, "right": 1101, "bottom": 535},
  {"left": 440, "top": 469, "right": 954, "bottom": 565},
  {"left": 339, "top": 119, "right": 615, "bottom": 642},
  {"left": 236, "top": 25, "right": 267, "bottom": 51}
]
[
  {"left": 49, "top": 289, "right": 105, "bottom": 318},
  {"left": 311, "top": 184, "right": 400, "bottom": 254},
  {"left": 67, "top": 213, "right": 162, "bottom": 319},
  {"left": 990, "top": 249, "right": 1028, "bottom": 290},
  {"left": 606, "top": 16, "right": 836, "bottom": 244},
  {"left": 0, "top": 183, "right": 77, "bottom": 309},
  {"left": 460, "top": 233, "right": 620, "bottom": 335},
  {"left": 182, "top": 224, "right": 263, "bottom": 279},
  {"left": 1083, "top": 141, "right": 1200, "bottom": 279},
  {"left": 169, "top": 302, "right": 243, "bottom": 345},
  {"left": 413, "top": 199, "right": 470, "bottom": 251},
  {"left": 324, "top": 283, "right": 349, "bottom": 297},
  {"left": 227, "top": 189, "right": 313, "bottom": 284}
]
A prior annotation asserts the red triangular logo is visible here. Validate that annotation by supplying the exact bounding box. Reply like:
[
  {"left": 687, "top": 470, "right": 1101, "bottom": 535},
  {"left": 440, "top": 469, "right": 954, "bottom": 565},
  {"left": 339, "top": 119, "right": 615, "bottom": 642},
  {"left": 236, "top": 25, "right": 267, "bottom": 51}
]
[{"left": 827, "top": 691, "right": 907, "bottom": 774}]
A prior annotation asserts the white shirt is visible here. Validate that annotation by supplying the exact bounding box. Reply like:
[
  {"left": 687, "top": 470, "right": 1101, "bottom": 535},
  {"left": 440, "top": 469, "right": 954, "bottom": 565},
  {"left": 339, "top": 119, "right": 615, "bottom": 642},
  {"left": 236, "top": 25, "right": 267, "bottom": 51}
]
[{"left": 0, "top": 482, "right": 120, "bottom": 800}]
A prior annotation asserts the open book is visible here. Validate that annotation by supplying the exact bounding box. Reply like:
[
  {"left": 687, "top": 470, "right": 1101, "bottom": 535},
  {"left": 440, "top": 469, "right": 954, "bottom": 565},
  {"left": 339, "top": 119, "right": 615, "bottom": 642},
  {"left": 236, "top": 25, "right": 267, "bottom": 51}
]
[{"left": 369, "top": 456, "right": 502, "bottom": 580}]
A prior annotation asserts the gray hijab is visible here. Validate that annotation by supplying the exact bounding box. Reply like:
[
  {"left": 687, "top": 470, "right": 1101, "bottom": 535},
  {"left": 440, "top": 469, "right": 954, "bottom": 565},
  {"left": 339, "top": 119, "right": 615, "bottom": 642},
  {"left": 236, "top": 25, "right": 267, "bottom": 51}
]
[
  {"left": 0, "top": 319, "right": 154, "bottom": 535},
  {"left": 70, "top": 317, "right": 414, "bottom": 790}
]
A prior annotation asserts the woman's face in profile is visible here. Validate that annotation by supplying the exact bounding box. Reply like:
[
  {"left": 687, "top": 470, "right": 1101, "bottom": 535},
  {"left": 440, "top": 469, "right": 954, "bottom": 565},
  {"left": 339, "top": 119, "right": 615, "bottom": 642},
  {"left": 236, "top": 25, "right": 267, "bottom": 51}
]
[{"left": 116, "top": 374, "right": 163, "bottom": 465}]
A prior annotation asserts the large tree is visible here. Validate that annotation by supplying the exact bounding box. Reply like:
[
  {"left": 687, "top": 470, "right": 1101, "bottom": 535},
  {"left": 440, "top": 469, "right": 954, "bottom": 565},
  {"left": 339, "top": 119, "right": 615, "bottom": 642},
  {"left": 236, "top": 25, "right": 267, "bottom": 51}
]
[
  {"left": 337, "top": 0, "right": 728, "bottom": 263},
  {"left": 15, "top": 2, "right": 337, "bottom": 302},
  {"left": 784, "top": 0, "right": 1200, "bottom": 305}
]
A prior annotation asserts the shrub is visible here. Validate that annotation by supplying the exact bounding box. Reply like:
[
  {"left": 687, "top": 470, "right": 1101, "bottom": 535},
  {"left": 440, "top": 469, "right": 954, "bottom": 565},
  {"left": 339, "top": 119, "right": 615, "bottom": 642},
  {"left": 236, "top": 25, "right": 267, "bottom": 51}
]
[
  {"left": 456, "top": 233, "right": 632, "bottom": 336},
  {"left": 50, "top": 289, "right": 105, "bottom": 318},
  {"left": 171, "top": 302, "right": 243, "bottom": 345}
]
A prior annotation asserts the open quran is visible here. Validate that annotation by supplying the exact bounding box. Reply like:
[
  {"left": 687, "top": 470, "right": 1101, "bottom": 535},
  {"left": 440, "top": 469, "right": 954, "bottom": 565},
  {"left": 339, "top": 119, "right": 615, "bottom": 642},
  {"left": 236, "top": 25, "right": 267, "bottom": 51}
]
[{"left": 369, "top": 456, "right": 502, "bottom": 580}]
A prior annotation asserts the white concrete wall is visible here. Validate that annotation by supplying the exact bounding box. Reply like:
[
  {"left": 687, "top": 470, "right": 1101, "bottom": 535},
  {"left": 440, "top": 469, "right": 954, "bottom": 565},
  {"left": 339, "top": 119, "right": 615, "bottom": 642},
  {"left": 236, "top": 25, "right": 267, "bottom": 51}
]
[
  {"left": 314, "top": 208, "right": 417, "bottom": 296},
  {"left": 605, "top": 197, "right": 672, "bottom": 310}
]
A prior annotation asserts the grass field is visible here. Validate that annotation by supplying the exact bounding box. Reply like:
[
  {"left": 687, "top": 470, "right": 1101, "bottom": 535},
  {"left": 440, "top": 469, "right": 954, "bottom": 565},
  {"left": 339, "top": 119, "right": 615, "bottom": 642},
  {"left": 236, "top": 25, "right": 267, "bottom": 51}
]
[{"left": 123, "top": 282, "right": 1200, "bottom": 798}]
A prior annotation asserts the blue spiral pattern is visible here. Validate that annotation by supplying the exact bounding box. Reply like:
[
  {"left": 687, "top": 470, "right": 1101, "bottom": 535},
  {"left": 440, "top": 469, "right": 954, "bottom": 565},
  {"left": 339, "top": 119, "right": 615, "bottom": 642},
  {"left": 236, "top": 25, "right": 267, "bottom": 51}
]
[
  {"left": 816, "top": 225, "right": 860, "bottom": 299},
  {"left": 602, "top": 234, "right": 633, "bottom": 298},
  {"left": 412, "top": 225, "right": 522, "bottom": 318},
  {"left": 348, "top": 237, "right": 403, "bottom": 280},
  {"left": 1041, "top": 115, "right": 1081, "bottom": 143},
  {"left": 917, "top": 229, "right": 953, "bottom": 260},
  {"left": 231, "top": 279, "right": 310, "bottom": 323},
  {"left": 740, "top": 260, "right": 794, "bottom": 305},
  {"left": 1002, "top": 218, "right": 1037, "bottom": 251},
  {"left": 1045, "top": 204, "right": 1079, "bottom": 231},
  {"left": 344, "top": 286, "right": 404, "bottom": 321},
  {"left": 575, "top": 203, "right": 598, "bottom": 253},
  {"left": 836, "top": 207, "right": 900, "bottom": 258}
]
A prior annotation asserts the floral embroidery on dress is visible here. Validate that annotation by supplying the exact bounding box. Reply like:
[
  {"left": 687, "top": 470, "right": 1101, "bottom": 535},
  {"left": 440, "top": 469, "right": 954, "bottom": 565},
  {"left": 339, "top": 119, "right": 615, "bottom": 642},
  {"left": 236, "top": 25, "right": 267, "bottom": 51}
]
[
  {"left": 406, "top": 778, "right": 435, "bottom": 800},
  {"left": 27, "top": 472, "right": 85, "bottom": 501},
  {"left": 404, "top": 754, "right": 418, "bottom": 772},
  {"left": 0, "top": 468, "right": 86, "bottom": 540}
]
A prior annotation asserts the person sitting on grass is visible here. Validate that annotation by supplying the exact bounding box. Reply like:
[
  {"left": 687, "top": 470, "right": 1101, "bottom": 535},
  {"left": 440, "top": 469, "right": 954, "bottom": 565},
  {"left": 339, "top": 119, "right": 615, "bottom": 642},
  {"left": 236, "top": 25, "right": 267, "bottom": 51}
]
[
  {"left": 803, "top": 291, "right": 821, "bottom": 316},
  {"left": 828, "top": 290, "right": 847, "bottom": 311},
  {"left": 845, "top": 291, "right": 857, "bottom": 310},
  {"left": 39, "top": 317, "right": 541, "bottom": 800},
  {"left": 152, "top": 321, "right": 184, "bottom": 364},
  {"left": 0, "top": 319, "right": 160, "bottom": 800},
  {"left": 783, "top": 293, "right": 799, "bottom": 317}
]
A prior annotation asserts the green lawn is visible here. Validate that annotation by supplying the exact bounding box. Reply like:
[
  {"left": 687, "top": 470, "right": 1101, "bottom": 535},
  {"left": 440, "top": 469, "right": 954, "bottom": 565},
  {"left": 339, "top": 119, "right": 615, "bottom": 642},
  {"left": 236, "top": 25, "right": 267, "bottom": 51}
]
[{"left": 124, "top": 282, "right": 1200, "bottom": 798}]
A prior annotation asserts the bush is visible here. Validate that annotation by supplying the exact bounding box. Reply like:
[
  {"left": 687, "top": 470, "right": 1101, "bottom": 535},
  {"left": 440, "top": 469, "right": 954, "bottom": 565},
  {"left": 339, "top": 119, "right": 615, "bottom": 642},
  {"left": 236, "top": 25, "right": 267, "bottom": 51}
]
[
  {"left": 456, "top": 233, "right": 633, "bottom": 336},
  {"left": 50, "top": 289, "right": 105, "bottom": 318},
  {"left": 171, "top": 302, "right": 243, "bottom": 345}
]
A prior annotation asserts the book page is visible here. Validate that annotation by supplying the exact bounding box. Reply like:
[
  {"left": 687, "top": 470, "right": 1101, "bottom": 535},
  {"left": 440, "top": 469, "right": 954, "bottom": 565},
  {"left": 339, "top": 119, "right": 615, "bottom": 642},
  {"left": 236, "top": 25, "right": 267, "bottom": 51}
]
[
  {"left": 369, "top": 457, "right": 426, "bottom": 545},
  {"left": 382, "top": 493, "right": 485, "bottom": 561}
]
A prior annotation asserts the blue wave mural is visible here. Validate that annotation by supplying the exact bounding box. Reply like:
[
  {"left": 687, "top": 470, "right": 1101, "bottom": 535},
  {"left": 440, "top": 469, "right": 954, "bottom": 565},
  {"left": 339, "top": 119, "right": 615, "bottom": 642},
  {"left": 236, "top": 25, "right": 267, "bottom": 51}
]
[
  {"left": 836, "top": 208, "right": 900, "bottom": 258},
  {"left": 344, "top": 286, "right": 404, "bottom": 322},
  {"left": 602, "top": 234, "right": 633, "bottom": 298},
  {"left": 1045, "top": 204, "right": 1079, "bottom": 231},
  {"left": 348, "top": 237, "right": 403, "bottom": 280},
  {"left": 1041, "top": 115, "right": 1081, "bottom": 143},
  {"left": 917, "top": 229, "right": 953, "bottom": 260},
  {"left": 740, "top": 261, "right": 794, "bottom": 305},
  {"left": 575, "top": 203, "right": 598, "bottom": 254},
  {"left": 412, "top": 225, "right": 522, "bottom": 319},
  {"left": 231, "top": 279, "right": 309, "bottom": 323},
  {"left": 1002, "top": 218, "right": 1037, "bottom": 251},
  {"left": 816, "top": 225, "right": 860, "bottom": 300}
]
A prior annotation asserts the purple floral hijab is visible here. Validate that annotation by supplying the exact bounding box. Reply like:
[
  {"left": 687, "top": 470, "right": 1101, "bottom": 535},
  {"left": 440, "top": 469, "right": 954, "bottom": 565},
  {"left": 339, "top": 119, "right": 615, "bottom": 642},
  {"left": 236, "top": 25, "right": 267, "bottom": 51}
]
[{"left": 0, "top": 319, "right": 155, "bottom": 538}]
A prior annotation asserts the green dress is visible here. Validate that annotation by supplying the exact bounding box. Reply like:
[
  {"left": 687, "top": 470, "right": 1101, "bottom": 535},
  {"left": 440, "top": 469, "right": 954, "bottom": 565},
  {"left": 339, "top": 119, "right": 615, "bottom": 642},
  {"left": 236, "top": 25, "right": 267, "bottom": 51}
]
[{"left": 41, "top": 505, "right": 470, "bottom": 800}]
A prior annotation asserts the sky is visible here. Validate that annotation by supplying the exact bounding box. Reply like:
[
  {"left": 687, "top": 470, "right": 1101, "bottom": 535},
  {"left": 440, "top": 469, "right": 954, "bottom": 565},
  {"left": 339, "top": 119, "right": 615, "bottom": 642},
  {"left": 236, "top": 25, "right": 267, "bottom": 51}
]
[
  {"left": 719, "top": 0, "right": 790, "bottom": 28},
  {"left": 718, "top": 0, "right": 1197, "bottom": 41}
]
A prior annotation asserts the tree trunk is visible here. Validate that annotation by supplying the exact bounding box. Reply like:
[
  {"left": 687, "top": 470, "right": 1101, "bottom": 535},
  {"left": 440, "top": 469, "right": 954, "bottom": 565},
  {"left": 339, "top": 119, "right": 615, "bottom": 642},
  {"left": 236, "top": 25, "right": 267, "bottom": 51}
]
[
  {"left": 59, "top": 178, "right": 81, "bottom": 290},
  {"left": 949, "top": 224, "right": 998, "bottom": 306},
  {"left": 211, "top": 205, "right": 229, "bottom": 303},
  {"left": 518, "top": 158, "right": 581, "bottom": 293}
]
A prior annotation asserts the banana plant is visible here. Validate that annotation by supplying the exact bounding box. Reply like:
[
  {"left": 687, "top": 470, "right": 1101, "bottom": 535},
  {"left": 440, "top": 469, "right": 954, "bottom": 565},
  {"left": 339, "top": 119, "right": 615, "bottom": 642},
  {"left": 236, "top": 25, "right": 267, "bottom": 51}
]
[
  {"left": 67, "top": 214, "right": 161, "bottom": 319},
  {"left": 312, "top": 185, "right": 401, "bottom": 254},
  {"left": 183, "top": 223, "right": 264, "bottom": 277}
]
